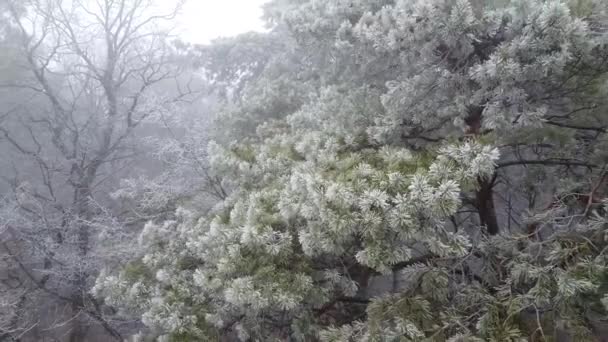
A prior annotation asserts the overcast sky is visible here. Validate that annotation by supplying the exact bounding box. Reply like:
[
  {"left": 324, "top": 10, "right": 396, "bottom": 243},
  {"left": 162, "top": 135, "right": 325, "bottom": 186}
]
[{"left": 175, "top": 0, "right": 269, "bottom": 44}]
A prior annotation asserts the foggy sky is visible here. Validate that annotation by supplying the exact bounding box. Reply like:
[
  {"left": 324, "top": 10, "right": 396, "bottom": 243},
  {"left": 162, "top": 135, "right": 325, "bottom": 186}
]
[{"left": 176, "top": 0, "right": 269, "bottom": 44}]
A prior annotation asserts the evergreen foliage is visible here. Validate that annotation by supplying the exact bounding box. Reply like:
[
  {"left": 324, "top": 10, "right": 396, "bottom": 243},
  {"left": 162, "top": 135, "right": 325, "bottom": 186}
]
[{"left": 95, "top": 0, "right": 608, "bottom": 340}]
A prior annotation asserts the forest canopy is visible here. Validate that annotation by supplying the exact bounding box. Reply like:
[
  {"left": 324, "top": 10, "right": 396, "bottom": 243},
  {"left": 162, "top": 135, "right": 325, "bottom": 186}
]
[{"left": 2, "top": 0, "right": 608, "bottom": 341}]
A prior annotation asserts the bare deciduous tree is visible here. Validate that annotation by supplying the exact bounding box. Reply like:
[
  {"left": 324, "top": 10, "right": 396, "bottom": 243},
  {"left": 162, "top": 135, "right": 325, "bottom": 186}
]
[{"left": 0, "top": 0, "right": 191, "bottom": 340}]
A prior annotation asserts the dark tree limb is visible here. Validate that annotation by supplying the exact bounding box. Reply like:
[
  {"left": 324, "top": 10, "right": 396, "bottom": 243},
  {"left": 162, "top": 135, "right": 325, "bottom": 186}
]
[
  {"left": 545, "top": 120, "right": 607, "bottom": 133},
  {"left": 497, "top": 159, "right": 598, "bottom": 169}
]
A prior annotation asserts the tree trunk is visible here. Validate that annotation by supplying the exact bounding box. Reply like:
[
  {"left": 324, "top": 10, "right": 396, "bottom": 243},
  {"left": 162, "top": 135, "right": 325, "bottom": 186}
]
[
  {"left": 476, "top": 175, "right": 499, "bottom": 235},
  {"left": 68, "top": 309, "right": 87, "bottom": 342}
]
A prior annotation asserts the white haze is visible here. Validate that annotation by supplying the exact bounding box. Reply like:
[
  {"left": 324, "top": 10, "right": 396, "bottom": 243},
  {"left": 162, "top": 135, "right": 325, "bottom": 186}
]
[{"left": 175, "top": 0, "right": 269, "bottom": 44}]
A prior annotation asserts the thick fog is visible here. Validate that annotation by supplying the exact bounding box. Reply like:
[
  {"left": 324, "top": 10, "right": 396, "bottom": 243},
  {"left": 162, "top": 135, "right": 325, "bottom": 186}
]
[{"left": 2, "top": 0, "right": 608, "bottom": 341}]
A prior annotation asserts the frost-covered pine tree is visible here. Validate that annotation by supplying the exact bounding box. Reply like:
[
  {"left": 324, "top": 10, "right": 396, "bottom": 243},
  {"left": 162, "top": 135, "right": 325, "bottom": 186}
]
[{"left": 94, "top": 0, "right": 608, "bottom": 340}]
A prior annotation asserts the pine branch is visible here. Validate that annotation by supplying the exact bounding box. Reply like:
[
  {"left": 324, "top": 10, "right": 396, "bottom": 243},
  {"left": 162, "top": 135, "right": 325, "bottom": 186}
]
[{"left": 497, "top": 159, "right": 598, "bottom": 169}]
